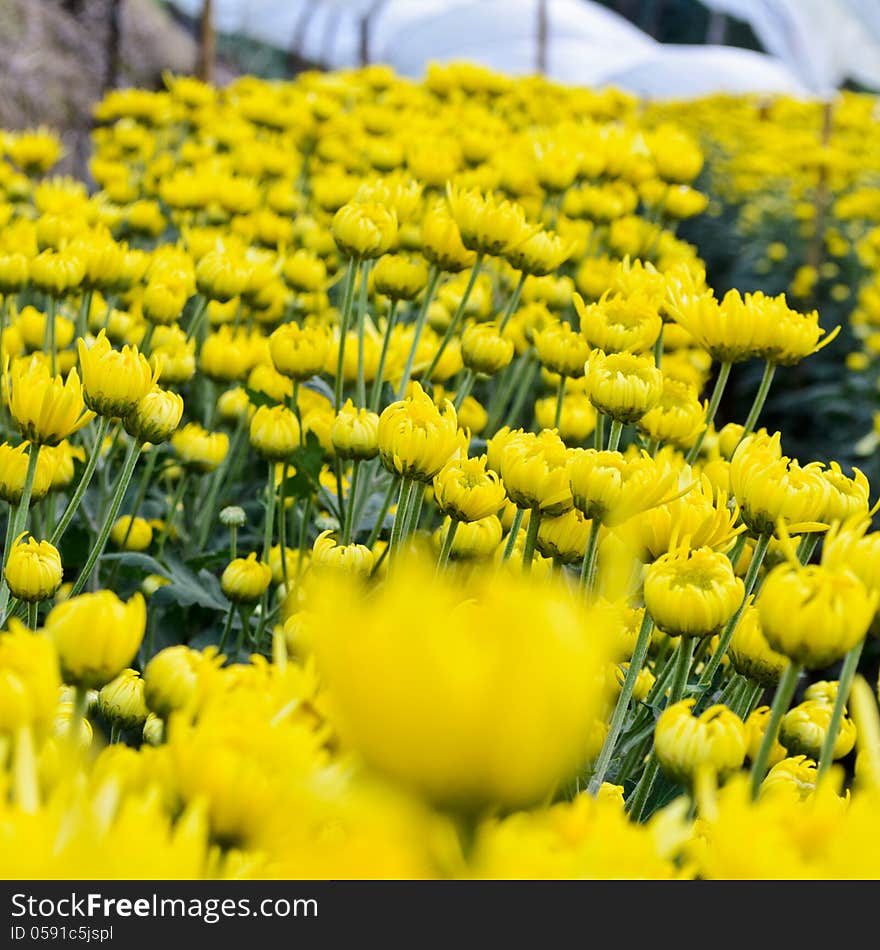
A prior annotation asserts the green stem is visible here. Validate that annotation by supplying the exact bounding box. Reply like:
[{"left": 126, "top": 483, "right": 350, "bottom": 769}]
[
  {"left": 342, "top": 460, "right": 360, "bottom": 544},
  {"left": 816, "top": 640, "right": 864, "bottom": 781},
  {"left": 588, "top": 611, "right": 655, "bottom": 793},
  {"left": 397, "top": 266, "right": 441, "bottom": 398},
  {"left": 69, "top": 439, "right": 141, "bottom": 596},
  {"left": 194, "top": 413, "right": 248, "bottom": 552},
  {"left": 521, "top": 508, "right": 542, "bottom": 571},
  {"left": 697, "top": 532, "right": 770, "bottom": 695},
  {"left": 388, "top": 477, "right": 414, "bottom": 559},
  {"left": 26, "top": 601, "right": 37, "bottom": 630},
  {"left": 156, "top": 471, "right": 188, "bottom": 557},
  {"left": 652, "top": 323, "right": 664, "bottom": 372},
  {"left": 50, "top": 416, "right": 111, "bottom": 546},
  {"left": 355, "top": 260, "right": 373, "bottom": 407},
  {"left": 69, "top": 685, "right": 88, "bottom": 743},
  {"left": 436, "top": 518, "right": 459, "bottom": 570},
  {"left": 578, "top": 518, "right": 601, "bottom": 591},
  {"left": 218, "top": 600, "right": 236, "bottom": 654},
  {"left": 594, "top": 412, "right": 606, "bottom": 451},
  {"left": 749, "top": 661, "right": 801, "bottom": 798},
  {"left": 371, "top": 299, "right": 399, "bottom": 411},
  {"left": 421, "top": 255, "right": 483, "bottom": 386},
  {"left": 739, "top": 360, "right": 776, "bottom": 443},
  {"left": 669, "top": 636, "right": 696, "bottom": 706},
  {"left": 607, "top": 418, "right": 623, "bottom": 452},
  {"left": 501, "top": 508, "right": 525, "bottom": 562},
  {"left": 185, "top": 294, "right": 209, "bottom": 342},
  {"left": 45, "top": 297, "right": 57, "bottom": 376},
  {"left": 498, "top": 271, "right": 527, "bottom": 333},
  {"left": 796, "top": 532, "right": 820, "bottom": 565},
  {"left": 76, "top": 289, "right": 93, "bottom": 340},
  {"left": 685, "top": 361, "right": 732, "bottom": 464},
  {"left": 365, "top": 476, "right": 397, "bottom": 549},
  {"left": 453, "top": 369, "right": 475, "bottom": 411},
  {"left": 333, "top": 257, "right": 358, "bottom": 410},
  {"left": 627, "top": 757, "right": 660, "bottom": 821},
  {"left": 262, "top": 462, "right": 276, "bottom": 561},
  {"left": 554, "top": 375, "right": 566, "bottom": 430},
  {"left": 503, "top": 352, "right": 538, "bottom": 429}
]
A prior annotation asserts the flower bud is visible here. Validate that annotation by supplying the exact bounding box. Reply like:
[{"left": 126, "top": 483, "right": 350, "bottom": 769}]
[
  {"left": 644, "top": 547, "right": 744, "bottom": 638},
  {"left": 44, "top": 591, "right": 146, "bottom": 689},
  {"left": 221, "top": 552, "right": 272, "bottom": 603},
  {"left": 97, "top": 668, "right": 149, "bottom": 730},
  {"left": 655, "top": 699, "right": 747, "bottom": 784},
  {"left": 779, "top": 699, "right": 857, "bottom": 761},
  {"left": 461, "top": 322, "right": 514, "bottom": 376},
  {"left": 312, "top": 530, "right": 374, "bottom": 576},
  {"left": 123, "top": 386, "right": 184, "bottom": 444},
  {"left": 331, "top": 400, "right": 380, "bottom": 460},
  {"left": 110, "top": 516, "right": 153, "bottom": 552},
  {"left": 249, "top": 404, "right": 301, "bottom": 461},
  {"left": 332, "top": 202, "right": 397, "bottom": 260},
  {"left": 171, "top": 423, "right": 229, "bottom": 473},
  {"left": 4, "top": 533, "right": 63, "bottom": 602}
]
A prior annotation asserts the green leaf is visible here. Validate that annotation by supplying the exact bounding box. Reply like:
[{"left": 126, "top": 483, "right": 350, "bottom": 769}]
[
  {"left": 280, "top": 431, "right": 325, "bottom": 501},
  {"left": 98, "top": 552, "right": 172, "bottom": 579}
]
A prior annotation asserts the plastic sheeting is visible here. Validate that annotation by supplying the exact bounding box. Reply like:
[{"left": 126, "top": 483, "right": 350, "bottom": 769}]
[
  {"left": 170, "top": 0, "right": 808, "bottom": 98},
  {"left": 700, "top": 0, "right": 880, "bottom": 92}
]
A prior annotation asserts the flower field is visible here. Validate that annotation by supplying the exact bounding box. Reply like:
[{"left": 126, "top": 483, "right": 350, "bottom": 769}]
[{"left": 3, "top": 63, "right": 880, "bottom": 880}]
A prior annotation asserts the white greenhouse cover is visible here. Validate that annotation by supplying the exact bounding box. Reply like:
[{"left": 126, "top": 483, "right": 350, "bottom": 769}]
[
  {"left": 170, "top": 0, "right": 811, "bottom": 98},
  {"left": 699, "top": 0, "right": 880, "bottom": 93}
]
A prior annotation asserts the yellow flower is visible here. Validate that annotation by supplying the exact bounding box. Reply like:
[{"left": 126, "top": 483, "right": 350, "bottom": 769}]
[
  {"left": 744, "top": 706, "right": 787, "bottom": 768},
  {"left": 312, "top": 530, "right": 374, "bottom": 577},
  {"left": 654, "top": 699, "right": 747, "bottom": 785},
  {"left": 378, "top": 382, "right": 459, "bottom": 482},
  {"left": 44, "top": 590, "right": 146, "bottom": 689},
  {"left": 637, "top": 378, "right": 706, "bottom": 449},
  {"left": 0, "top": 443, "right": 57, "bottom": 505},
  {"left": 504, "top": 229, "right": 572, "bottom": 276},
  {"left": 331, "top": 401, "right": 380, "bottom": 461},
  {"left": 758, "top": 562, "right": 877, "bottom": 669},
  {"left": 644, "top": 547, "right": 745, "bottom": 638},
  {"left": 0, "top": 620, "right": 61, "bottom": 739},
  {"left": 4, "top": 356, "right": 94, "bottom": 446},
  {"left": 433, "top": 455, "right": 506, "bottom": 523},
  {"left": 305, "top": 556, "right": 616, "bottom": 811},
  {"left": 780, "top": 700, "right": 856, "bottom": 761},
  {"left": 584, "top": 350, "right": 663, "bottom": 424},
  {"left": 421, "top": 203, "right": 476, "bottom": 273},
  {"left": 434, "top": 515, "right": 503, "bottom": 560},
  {"left": 373, "top": 254, "right": 429, "bottom": 300},
  {"left": 461, "top": 322, "right": 514, "bottom": 376},
  {"left": 249, "top": 404, "right": 301, "bottom": 461},
  {"left": 281, "top": 249, "right": 327, "bottom": 293},
  {"left": 332, "top": 201, "right": 398, "bottom": 259},
  {"left": 143, "top": 645, "right": 223, "bottom": 719},
  {"left": 195, "top": 250, "right": 250, "bottom": 302},
  {"left": 97, "top": 668, "right": 149, "bottom": 731},
  {"left": 123, "top": 386, "right": 184, "bottom": 445},
  {"left": 533, "top": 322, "right": 592, "bottom": 379},
  {"left": 499, "top": 429, "right": 572, "bottom": 515},
  {"left": 110, "top": 516, "right": 153, "bottom": 552},
  {"left": 269, "top": 323, "right": 332, "bottom": 382},
  {"left": 4, "top": 533, "right": 62, "bottom": 603},
  {"left": 730, "top": 431, "right": 830, "bottom": 535},
  {"left": 77, "top": 329, "right": 156, "bottom": 417},
  {"left": 171, "top": 423, "right": 229, "bottom": 473},
  {"left": 536, "top": 508, "right": 594, "bottom": 564},
  {"left": 568, "top": 448, "right": 681, "bottom": 527},
  {"left": 575, "top": 292, "right": 662, "bottom": 355},
  {"left": 221, "top": 553, "right": 272, "bottom": 603},
  {"left": 728, "top": 605, "right": 788, "bottom": 688},
  {"left": 446, "top": 184, "right": 532, "bottom": 257}
]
